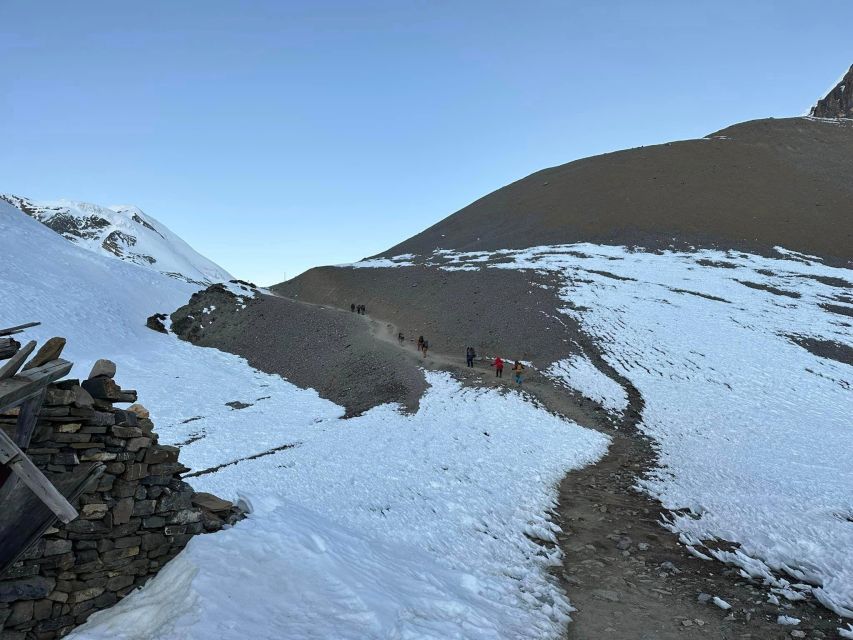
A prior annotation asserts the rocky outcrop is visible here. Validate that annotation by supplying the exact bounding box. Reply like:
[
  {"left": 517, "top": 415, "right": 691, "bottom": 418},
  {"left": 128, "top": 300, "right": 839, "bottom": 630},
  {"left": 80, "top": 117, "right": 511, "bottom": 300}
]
[
  {"left": 811, "top": 64, "right": 853, "bottom": 118},
  {"left": 0, "top": 363, "right": 241, "bottom": 639}
]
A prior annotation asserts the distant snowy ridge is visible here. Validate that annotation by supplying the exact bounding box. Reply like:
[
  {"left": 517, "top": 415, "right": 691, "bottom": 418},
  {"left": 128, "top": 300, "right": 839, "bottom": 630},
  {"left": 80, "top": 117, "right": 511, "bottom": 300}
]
[{"left": 0, "top": 193, "right": 232, "bottom": 284}]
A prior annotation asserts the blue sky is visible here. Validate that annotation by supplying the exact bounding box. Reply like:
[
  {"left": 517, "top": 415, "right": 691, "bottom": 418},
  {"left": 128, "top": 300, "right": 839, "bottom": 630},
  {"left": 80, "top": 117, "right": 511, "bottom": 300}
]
[{"left": 1, "top": 1, "right": 851, "bottom": 284}]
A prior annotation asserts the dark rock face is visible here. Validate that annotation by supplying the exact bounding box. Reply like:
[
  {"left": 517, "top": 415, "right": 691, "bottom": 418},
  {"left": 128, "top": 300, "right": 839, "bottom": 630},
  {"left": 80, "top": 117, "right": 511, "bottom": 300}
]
[{"left": 811, "top": 64, "right": 853, "bottom": 118}]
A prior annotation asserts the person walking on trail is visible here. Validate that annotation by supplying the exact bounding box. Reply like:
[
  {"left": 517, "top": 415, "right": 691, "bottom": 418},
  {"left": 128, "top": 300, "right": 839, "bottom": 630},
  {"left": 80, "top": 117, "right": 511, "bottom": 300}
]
[
  {"left": 466, "top": 346, "right": 476, "bottom": 367},
  {"left": 417, "top": 336, "right": 424, "bottom": 352},
  {"left": 422, "top": 339, "right": 429, "bottom": 358},
  {"left": 398, "top": 331, "right": 405, "bottom": 345},
  {"left": 492, "top": 356, "right": 504, "bottom": 378},
  {"left": 350, "top": 303, "right": 355, "bottom": 312},
  {"left": 512, "top": 360, "right": 525, "bottom": 385}
]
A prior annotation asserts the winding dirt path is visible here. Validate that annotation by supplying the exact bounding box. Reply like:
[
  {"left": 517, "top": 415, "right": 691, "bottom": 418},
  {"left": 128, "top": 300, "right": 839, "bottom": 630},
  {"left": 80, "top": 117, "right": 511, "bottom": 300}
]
[
  {"left": 260, "top": 295, "right": 842, "bottom": 638},
  {"left": 359, "top": 314, "right": 840, "bottom": 639}
]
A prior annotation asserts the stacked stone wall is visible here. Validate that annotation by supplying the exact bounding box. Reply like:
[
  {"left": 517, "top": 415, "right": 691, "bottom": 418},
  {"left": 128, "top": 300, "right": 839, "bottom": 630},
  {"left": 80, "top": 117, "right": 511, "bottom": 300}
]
[{"left": 0, "top": 366, "right": 238, "bottom": 639}]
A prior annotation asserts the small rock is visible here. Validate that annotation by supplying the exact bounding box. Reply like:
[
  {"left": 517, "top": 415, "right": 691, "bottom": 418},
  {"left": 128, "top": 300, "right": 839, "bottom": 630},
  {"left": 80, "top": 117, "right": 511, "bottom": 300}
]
[
  {"left": 591, "top": 589, "right": 621, "bottom": 603},
  {"left": 790, "top": 632, "right": 805, "bottom": 639},
  {"left": 88, "top": 358, "right": 116, "bottom": 379},
  {"left": 128, "top": 403, "right": 150, "bottom": 419},
  {"left": 697, "top": 593, "right": 712, "bottom": 604},
  {"left": 616, "top": 536, "right": 632, "bottom": 550},
  {"left": 681, "top": 619, "right": 693, "bottom": 627},
  {"left": 659, "top": 561, "right": 680, "bottom": 574},
  {"left": 638, "top": 542, "right": 649, "bottom": 551}
]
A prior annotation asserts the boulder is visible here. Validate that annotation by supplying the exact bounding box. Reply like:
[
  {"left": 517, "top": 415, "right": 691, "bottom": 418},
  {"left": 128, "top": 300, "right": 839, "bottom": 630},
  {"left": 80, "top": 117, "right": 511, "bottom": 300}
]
[
  {"left": 87, "top": 359, "right": 116, "bottom": 380},
  {"left": 191, "top": 492, "right": 233, "bottom": 513}
]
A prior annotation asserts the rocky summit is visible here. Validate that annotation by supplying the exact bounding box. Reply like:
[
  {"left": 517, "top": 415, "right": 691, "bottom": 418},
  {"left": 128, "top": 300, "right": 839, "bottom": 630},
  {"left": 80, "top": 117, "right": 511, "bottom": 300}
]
[{"left": 811, "top": 63, "right": 853, "bottom": 118}]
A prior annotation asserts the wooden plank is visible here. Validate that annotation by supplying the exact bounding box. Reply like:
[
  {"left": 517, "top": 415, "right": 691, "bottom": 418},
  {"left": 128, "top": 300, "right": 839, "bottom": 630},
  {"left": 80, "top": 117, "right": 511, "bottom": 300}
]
[
  {"left": 0, "top": 340, "right": 36, "bottom": 381},
  {"left": 0, "top": 462, "right": 103, "bottom": 575},
  {"left": 0, "top": 358, "right": 72, "bottom": 411},
  {"left": 0, "top": 429, "right": 78, "bottom": 523},
  {"left": 0, "top": 321, "right": 40, "bottom": 337},
  {"left": 15, "top": 388, "right": 46, "bottom": 449}
]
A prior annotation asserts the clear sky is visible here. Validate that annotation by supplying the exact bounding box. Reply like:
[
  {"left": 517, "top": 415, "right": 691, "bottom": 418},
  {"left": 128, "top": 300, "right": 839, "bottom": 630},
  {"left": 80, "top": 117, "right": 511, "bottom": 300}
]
[{"left": 2, "top": 1, "right": 851, "bottom": 285}]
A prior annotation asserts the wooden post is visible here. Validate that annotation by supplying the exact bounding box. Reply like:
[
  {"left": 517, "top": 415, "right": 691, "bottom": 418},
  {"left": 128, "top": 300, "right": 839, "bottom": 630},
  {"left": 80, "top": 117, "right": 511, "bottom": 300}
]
[
  {"left": 15, "top": 388, "right": 46, "bottom": 449},
  {"left": 0, "top": 358, "right": 72, "bottom": 408},
  {"left": 0, "top": 322, "right": 41, "bottom": 337},
  {"left": 0, "top": 429, "right": 78, "bottom": 524}
]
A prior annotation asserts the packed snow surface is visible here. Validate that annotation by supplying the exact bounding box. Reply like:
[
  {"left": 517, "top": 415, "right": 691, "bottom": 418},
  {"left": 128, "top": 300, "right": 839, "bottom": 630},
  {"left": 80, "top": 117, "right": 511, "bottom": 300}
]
[
  {"left": 408, "top": 243, "right": 853, "bottom": 617},
  {"left": 0, "top": 193, "right": 231, "bottom": 283},
  {"left": 73, "top": 374, "right": 608, "bottom": 640},
  {"left": 0, "top": 203, "right": 610, "bottom": 638},
  {"left": 546, "top": 354, "right": 628, "bottom": 414}
]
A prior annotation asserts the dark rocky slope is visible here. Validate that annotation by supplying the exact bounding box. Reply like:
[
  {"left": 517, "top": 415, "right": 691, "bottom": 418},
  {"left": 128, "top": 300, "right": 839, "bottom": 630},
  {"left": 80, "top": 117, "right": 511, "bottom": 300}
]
[
  {"left": 811, "top": 64, "right": 853, "bottom": 119},
  {"left": 169, "top": 285, "right": 427, "bottom": 417}
]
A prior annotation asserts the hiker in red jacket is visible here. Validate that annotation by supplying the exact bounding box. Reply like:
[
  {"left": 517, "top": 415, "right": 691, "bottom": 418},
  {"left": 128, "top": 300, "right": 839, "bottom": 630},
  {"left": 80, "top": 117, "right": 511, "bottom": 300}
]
[{"left": 492, "top": 356, "right": 504, "bottom": 378}]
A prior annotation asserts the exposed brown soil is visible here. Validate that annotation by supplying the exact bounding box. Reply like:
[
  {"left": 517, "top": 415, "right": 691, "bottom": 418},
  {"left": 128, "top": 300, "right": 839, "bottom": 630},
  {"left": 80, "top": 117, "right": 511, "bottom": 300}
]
[{"left": 378, "top": 117, "right": 853, "bottom": 266}]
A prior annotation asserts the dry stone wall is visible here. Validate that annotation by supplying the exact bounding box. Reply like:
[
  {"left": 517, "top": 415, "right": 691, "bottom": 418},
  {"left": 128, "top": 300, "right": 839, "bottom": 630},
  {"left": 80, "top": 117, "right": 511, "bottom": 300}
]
[{"left": 0, "top": 365, "right": 240, "bottom": 639}]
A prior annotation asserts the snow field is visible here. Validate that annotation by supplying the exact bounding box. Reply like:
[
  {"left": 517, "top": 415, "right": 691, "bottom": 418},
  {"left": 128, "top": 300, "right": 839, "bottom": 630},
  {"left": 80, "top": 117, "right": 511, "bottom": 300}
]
[
  {"left": 545, "top": 354, "right": 628, "bottom": 415},
  {"left": 1, "top": 204, "right": 611, "bottom": 638},
  {"left": 77, "top": 374, "right": 608, "bottom": 639},
  {"left": 421, "top": 243, "right": 853, "bottom": 618}
]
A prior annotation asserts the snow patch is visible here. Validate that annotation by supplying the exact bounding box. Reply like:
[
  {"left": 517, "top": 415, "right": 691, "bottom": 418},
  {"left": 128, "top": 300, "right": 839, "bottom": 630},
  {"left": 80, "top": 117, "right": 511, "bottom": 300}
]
[{"left": 546, "top": 354, "right": 628, "bottom": 414}]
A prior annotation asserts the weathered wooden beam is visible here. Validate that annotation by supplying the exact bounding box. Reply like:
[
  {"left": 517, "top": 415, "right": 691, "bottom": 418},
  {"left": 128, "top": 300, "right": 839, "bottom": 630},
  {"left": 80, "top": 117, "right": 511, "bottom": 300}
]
[
  {"left": 0, "top": 340, "right": 36, "bottom": 381},
  {"left": 0, "top": 389, "right": 45, "bottom": 501},
  {"left": 0, "top": 428, "right": 78, "bottom": 523},
  {"left": 0, "top": 322, "right": 40, "bottom": 337},
  {"left": 0, "top": 358, "right": 72, "bottom": 410},
  {"left": 14, "top": 388, "right": 46, "bottom": 449},
  {"left": 0, "top": 462, "right": 103, "bottom": 575}
]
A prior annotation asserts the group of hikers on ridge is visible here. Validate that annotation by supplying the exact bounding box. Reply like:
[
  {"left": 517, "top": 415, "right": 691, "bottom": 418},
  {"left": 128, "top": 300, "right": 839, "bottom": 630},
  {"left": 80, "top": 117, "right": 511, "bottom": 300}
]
[
  {"left": 351, "top": 303, "right": 367, "bottom": 314},
  {"left": 469, "top": 348, "right": 526, "bottom": 384},
  {"left": 489, "top": 354, "right": 525, "bottom": 385},
  {"left": 396, "top": 336, "right": 525, "bottom": 384}
]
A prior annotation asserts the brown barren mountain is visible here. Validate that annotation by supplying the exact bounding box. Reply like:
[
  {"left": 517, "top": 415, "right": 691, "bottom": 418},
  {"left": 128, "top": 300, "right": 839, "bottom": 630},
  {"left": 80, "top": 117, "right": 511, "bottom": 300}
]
[{"left": 378, "top": 117, "right": 853, "bottom": 265}]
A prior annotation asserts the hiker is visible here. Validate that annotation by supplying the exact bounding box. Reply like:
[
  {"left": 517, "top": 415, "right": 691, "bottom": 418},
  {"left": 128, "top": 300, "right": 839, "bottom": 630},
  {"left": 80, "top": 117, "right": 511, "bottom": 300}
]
[
  {"left": 466, "top": 346, "right": 476, "bottom": 367},
  {"left": 350, "top": 303, "right": 355, "bottom": 312},
  {"left": 512, "top": 360, "right": 525, "bottom": 385},
  {"left": 417, "top": 335, "right": 424, "bottom": 352},
  {"left": 492, "top": 356, "right": 504, "bottom": 378},
  {"left": 422, "top": 338, "right": 429, "bottom": 358},
  {"left": 398, "top": 331, "right": 405, "bottom": 345}
]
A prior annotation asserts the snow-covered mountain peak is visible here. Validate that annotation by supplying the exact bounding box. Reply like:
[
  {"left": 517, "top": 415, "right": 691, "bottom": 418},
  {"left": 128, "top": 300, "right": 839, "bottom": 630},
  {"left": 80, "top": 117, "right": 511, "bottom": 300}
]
[{"left": 0, "top": 193, "right": 232, "bottom": 284}]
